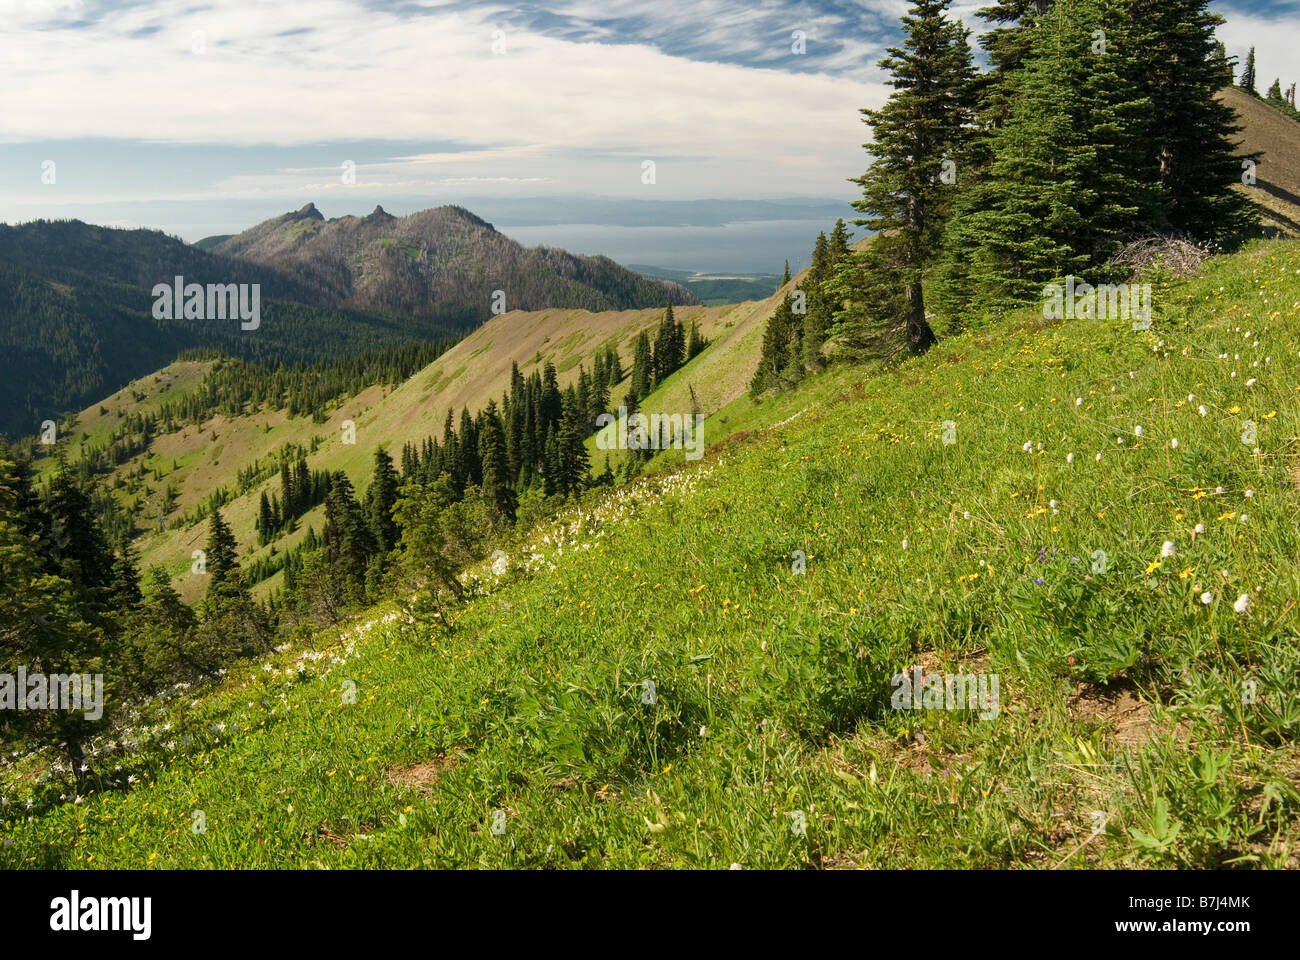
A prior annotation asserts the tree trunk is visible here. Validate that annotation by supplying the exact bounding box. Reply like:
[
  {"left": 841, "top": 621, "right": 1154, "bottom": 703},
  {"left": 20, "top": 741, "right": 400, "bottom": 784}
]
[{"left": 905, "top": 281, "right": 936, "bottom": 354}]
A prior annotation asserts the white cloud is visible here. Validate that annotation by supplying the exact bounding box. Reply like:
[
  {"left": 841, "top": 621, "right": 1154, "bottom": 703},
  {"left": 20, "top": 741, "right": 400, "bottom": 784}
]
[
  {"left": 1215, "top": 9, "right": 1300, "bottom": 97},
  {"left": 3, "top": 0, "right": 885, "bottom": 197}
]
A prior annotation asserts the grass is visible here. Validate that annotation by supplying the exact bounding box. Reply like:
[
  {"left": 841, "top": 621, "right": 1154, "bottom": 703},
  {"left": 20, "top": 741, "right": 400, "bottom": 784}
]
[
  {"left": 33, "top": 276, "right": 787, "bottom": 602},
  {"left": 4, "top": 239, "right": 1300, "bottom": 869}
]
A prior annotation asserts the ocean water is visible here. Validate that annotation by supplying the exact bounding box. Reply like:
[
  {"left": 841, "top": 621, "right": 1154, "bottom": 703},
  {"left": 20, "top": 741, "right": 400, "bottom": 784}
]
[{"left": 497, "top": 218, "right": 853, "bottom": 275}]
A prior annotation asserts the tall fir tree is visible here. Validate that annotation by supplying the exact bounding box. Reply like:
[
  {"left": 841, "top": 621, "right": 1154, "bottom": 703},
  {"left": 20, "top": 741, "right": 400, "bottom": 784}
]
[
  {"left": 203, "top": 508, "right": 240, "bottom": 592},
  {"left": 751, "top": 292, "right": 796, "bottom": 395},
  {"left": 280, "top": 461, "right": 295, "bottom": 519},
  {"left": 936, "top": 0, "right": 1158, "bottom": 316},
  {"left": 1239, "top": 45, "right": 1256, "bottom": 94},
  {"left": 556, "top": 394, "right": 590, "bottom": 497},
  {"left": 367, "top": 446, "right": 400, "bottom": 554},
  {"left": 834, "top": 0, "right": 976, "bottom": 354},
  {"left": 631, "top": 330, "right": 653, "bottom": 400},
  {"left": 801, "top": 231, "right": 832, "bottom": 370},
  {"left": 652, "top": 304, "right": 684, "bottom": 383},
  {"left": 686, "top": 319, "right": 706, "bottom": 360},
  {"left": 1122, "top": 0, "right": 1258, "bottom": 242},
  {"left": 257, "top": 491, "right": 275, "bottom": 545},
  {"left": 478, "top": 403, "right": 517, "bottom": 523}
]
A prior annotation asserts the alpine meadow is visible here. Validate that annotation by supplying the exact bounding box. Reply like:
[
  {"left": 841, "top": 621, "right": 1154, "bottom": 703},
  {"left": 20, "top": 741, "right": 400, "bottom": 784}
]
[{"left": 3, "top": 0, "right": 1300, "bottom": 913}]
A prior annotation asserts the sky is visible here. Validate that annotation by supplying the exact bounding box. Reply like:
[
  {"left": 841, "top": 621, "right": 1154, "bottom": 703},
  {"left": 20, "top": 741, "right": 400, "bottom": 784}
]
[{"left": 1, "top": 0, "right": 1296, "bottom": 268}]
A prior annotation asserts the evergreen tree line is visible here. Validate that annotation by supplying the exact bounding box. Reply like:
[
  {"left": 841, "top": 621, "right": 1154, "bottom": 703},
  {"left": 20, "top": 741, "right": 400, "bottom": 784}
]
[
  {"left": 751, "top": 221, "right": 854, "bottom": 395},
  {"left": 1238, "top": 47, "right": 1299, "bottom": 121},
  {"left": 172, "top": 339, "right": 453, "bottom": 423},
  {"left": 793, "top": 0, "right": 1260, "bottom": 363},
  {"left": 31, "top": 340, "right": 451, "bottom": 488},
  {"left": 254, "top": 456, "right": 334, "bottom": 546},
  {"left": 0, "top": 442, "right": 265, "bottom": 779},
  {"left": 627, "top": 304, "right": 707, "bottom": 403}
]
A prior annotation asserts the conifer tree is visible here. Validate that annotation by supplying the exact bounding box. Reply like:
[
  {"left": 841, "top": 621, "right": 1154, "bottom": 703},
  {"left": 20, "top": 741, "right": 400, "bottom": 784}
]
[
  {"left": 1239, "top": 46, "right": 1256, "bottom": 94},
  {"left": 686, "top": 319, "right": 706, "bottom": 360},
  {"left": 204, "top": 508, "right": 240, "bottom": 592},
  {"left": 367, "top": 446, "right": 400, "bottom": 554},
  {"left": 577, "top": 366, "right": 593, "bottom": 428},
  {"left": 834, "top": 0, "right": 976, "bottom": 354},
  {"left": 652, "top": 305, "right": 684, "bottom": 383},
  {"left": 46, "top": 462, "right": 115, "bottom": 597},
  {"left": 280, "top": 461, "right": 295, "bottom": 518},
  {"left": 751, "top": 292, "right": 796, "bottom": 395},
  {"left": 801, "top": 231, "right": 832, "bottom": 370},
  {"left": 556, "top": 394, "right": 590, "bottom": 497},
  {"left": 541, "top": 362, "right": 563, "bottom": 428},
  {"left": 478, "top": 404, "right": 517, "bottom": 522},
  {"left": 257, "top": 491, "right": 275, "bottom": 545},
  {"left": 1123, "top": 0, "right": 1258, "bottom": 242},
  {"left": 631, "top": 331, "right": 653, "bottom": 400},
  {"left": 936, "top": 0, "right": 1157, "bottom": 315},
  {"left": 457, "top": 408, "right": 480, "bottom": 491},
  {"left": 294, "top": 458, "right": 310, "bottom": 516},
  {"left": 0, "top": 466, "right": 107, "bottom": 776},
  {"left": 542, "top": 425, "right": 561, "bottom": 497},
  {"left": 587, "top": 365, "right": 610, "bottom": 429},
  {"left": 324, "top": 473, "right": 374, "bottom": 598}
]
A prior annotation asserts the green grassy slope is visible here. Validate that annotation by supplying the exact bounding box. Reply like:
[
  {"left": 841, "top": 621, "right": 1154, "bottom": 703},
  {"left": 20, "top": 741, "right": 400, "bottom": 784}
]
[
  {"left": 41, "top": 277, "right": 790, "bottom": 602},
  {"left": 6, "top": 240, "right": 1299, "bottom": 869}
]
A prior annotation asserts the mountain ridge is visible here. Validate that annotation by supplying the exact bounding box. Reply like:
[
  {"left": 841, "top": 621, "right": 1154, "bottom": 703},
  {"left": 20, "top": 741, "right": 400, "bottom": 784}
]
[{"left": 209, "top": 202, "right": 699, "bottom": 317}]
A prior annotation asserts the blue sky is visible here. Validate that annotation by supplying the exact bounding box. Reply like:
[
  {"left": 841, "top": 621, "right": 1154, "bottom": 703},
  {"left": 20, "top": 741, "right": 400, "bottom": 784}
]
[{"left": 2, "top": 0, "right": 1295, "bottom": 257}]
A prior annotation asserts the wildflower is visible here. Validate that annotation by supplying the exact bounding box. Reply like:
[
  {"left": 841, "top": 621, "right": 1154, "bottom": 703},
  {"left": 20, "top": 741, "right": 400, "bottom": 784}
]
[
  {"left": 1134, "top": 425, "right": 1143, "bottom": 437},
  {"left": 1179, "top": 567, "right": 1194, "bottom": 580},
  {"left": 1246, "top": 378, "right": 1257, "bottom": 387},
  {"left": 1161, "top": 541, "right": 1176, "bottom": 557},
  {"left": 1193, "top": 523, "right": 1205, "bottom": 535},
  {"left": 902, "top": 539, "right": 908, "bottom": 550},
  {"left": 1198, "top": 404, "right": 1208, "bottom": 416},
  {"left": 1096, "top": 453, "right": 1102, "bottom": 462},
  {"left": 1067, "top": 452, "right": 1074, "bottom": 463},
  {"left": 1245, "top": 489, "right": 1254, "bottom": 498},
  {"left": 1200, "top": 592, "right": 1213, "bottom": 604},
  {"left": 1233, "top": 594, "right": 1251, "bottom": 614},
  {"left": 1022, "top": 441, "right": 1032, "bottom": 452}
]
